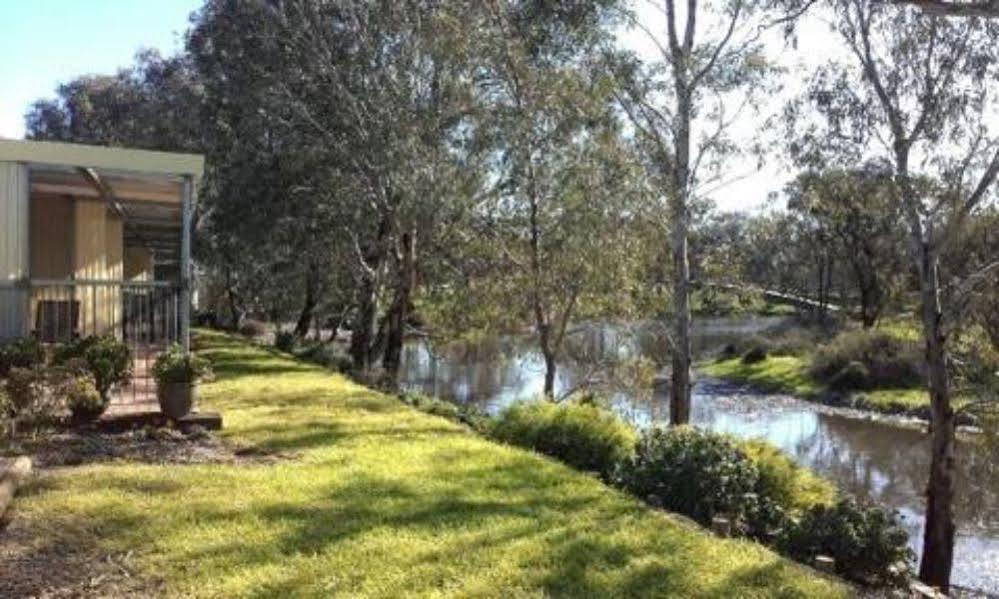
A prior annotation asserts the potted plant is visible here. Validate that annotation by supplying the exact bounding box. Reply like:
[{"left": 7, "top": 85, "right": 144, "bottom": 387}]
[{"left": 152, "top": 344, "right": 212, "bottom": 419}]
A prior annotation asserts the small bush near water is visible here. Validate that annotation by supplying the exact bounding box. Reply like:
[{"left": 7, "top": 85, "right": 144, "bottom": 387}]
[
  {"left": 489, "top": 399, "right": 636, "bottom": 478},
  {"left": 616, "top": 427, "right": 772, "bottom": 532},
  {"left": 811, "top": 330, "right": 922, "bottom": 390},
  {"left": 616, "top": 426, "right": 910, "bottom": 587},
  {"left": 780, "top": 499, "right": 913, "bottom": 587}
]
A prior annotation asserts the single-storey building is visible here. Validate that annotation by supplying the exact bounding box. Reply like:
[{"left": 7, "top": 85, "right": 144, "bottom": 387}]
[{"left": 0, "top": 139, "right": 203, "bottom": 409}]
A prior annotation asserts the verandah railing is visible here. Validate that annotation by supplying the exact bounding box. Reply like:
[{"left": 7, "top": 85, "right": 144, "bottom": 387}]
[{"left": 1, "top": 279, "right": 182, "bottom": 406}]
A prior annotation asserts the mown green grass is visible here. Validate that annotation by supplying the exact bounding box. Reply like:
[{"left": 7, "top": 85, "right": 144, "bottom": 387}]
[
  {"left": 701, "top": 355, "right": 938, "bottom": 414},
  {"left": 702, "top": 356, "right": 820, "bottom": 398},
  {"left": 8, "top": 330, "right": 846, "bottom": 598}
]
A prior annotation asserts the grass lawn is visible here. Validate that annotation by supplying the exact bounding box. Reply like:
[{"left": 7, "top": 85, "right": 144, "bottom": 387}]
[
  {"left": 701, "top": 355, "right": 940, "bottom": 415},
  {"left": 3, "top": 331, "right": 847, "bottom": 598}
]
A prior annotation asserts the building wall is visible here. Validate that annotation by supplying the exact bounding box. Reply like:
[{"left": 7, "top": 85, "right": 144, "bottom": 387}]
[
  {"left": 73, "top": 199, "right": 123, "bottom": 336},
  {"left": 124, "top": 246, "right": 153, "bottom": 281},
  {"left": 30, "top": 195, "right": 74, "bottom": 278},
  {"left": 0, "top": 162, "right": 29, "bottom": 340}
]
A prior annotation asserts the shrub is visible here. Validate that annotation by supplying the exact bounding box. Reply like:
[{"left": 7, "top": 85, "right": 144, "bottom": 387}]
[
  {"left": 5, "top": 367, "right": 61, "bottom": 424},
  {"left": 811, "top": 329, "right": 922, "bottom": 390},
  {"left": 489, "top": 399, "right": 636, "bottom": 477},
  {"left": 53, "top": 335, "right": 132, "bottom": 400},
  {"left": 59, "top": 374, "right": 106, "bottom": 423},
  {"left": 274, "top": 330, "right": 297, "bottom": 353},
  {"left": 741, "top": 345, "right": 768, "bottom": 364},
  {"left": 741, "top": 439, "right": 836, "bottom": 512},
  {"left": 0, "top": 337, "right": 45, "bottom": 377},
  {"left": 617, "top": 426, "right": 760, "bottom": 525},
  {"left": 239, "top": 319, "right": 267, "bottom": 338},
  {"left": 828, "top": 360, "right": 871, "bottom": 391},
  {"left": 152, "top": 344, "right": 212, "bottom": 384},
  {"left": 780, "top": 498, "right": 913, "bottom": 587}
]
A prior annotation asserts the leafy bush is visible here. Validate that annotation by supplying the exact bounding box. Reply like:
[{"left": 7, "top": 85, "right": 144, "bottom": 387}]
[
  {"left": 274, "top": 330, "right": 297, "bottom": 353},
  {"left": 53, "top": 335, "right": 132, "bottom": 400},
  {"left": 4, "top": 367, "right": 62, "bottom": 424},
  {"left": 0, "top": 337, "right": 45, "bottom": 377},
  {"left": 828, "top": 360, "right": 871, "bottom": 391},
  {"left": 489, "top": 399, "right": 636, "bottom": 477},
  {"left": 239, "top": 319, "right": 267, "bottom": 338},
  {"left": 152, "top": 344, "right": 212, "bottom": 384},
  {"left": 811, "top": 329, "right": 922, "bottom": 390},
  {"left": 741, "top": 439, "right": 836, "bottom": 511},
  {"left": 617, "top": 426, "right": 761, "bottom": 525},
  {"left": 780, "top": 498, "right": 913, "bottom": 587},
  {"left": 741, "top": 345, "right": 768, "bottom": 364},
  {"left": 58, "top": 374, "right": 106, "bottom": 423}
]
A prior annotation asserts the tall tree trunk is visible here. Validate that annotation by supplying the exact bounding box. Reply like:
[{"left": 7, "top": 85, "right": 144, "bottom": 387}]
[
  {"left": 916, "top": 239, "right": 957, "bottom": 593},
  {"left": 669, "top": 84, "right": 692, "bottom": 425},
  {"left": 896, "top": 142, "right": 957, "bottom": 591},
  {"left": 669, "top": 210, "right": 692, "bottom": 425},
  {"left": 383, "top": 230, "right": 417, "bottom": 377},
  {"left": 294, "top": 261, "right": 319, "bottom": 338},
  {"left": 350, "top": 277, "right": 378, "bottom": 371},
  {"left": 224, "top": 265, "right": 244, "bottom": 331},
  {"left": 542, "top": 345, "right": 557, "bottom": 398}
]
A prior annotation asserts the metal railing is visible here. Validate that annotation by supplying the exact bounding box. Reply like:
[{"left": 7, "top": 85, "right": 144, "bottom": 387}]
[{"left": 1, "top": 279, "right": 182, "bottom": 408}]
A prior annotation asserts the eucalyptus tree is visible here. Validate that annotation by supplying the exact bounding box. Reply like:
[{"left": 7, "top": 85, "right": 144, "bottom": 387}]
[
  {"left": 25, "top": 50, "right": 204, "bottom": 153},
  {"left": 421, "top": 0, "right": 648, "bottom": 399},
  {"left": 786, "top": 166, "right": 908, "bottom": 327},
  {"left": 190, "top": 0, "right": 475, "bottom": 374},
  {"left": 609, "top": 0, "right": 802, "bottom": 424},
  {"left": 794, "top": 2, "right": 999, "bottom": 589}
]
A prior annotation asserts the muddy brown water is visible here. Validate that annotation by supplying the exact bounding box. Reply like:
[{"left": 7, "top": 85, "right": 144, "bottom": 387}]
[{"left": 399, "top": 317, "right": 999, "bottom": 594}]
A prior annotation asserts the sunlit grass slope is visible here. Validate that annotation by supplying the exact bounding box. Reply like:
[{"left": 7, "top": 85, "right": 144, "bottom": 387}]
[{"left": 11, "top": 330, "right": 846, "bottom": 598}]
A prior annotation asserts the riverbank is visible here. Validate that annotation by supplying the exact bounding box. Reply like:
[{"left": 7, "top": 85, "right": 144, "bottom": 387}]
[
  {"left": 0, "top": 331, "right": 846, "bottom": 597},
  {"left": 700, "top": 355, "right": 946, "bottom": 422}
]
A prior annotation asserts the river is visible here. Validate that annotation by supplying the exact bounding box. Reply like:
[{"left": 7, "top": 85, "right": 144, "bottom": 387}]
[{"left": 398, "top": 317, "right": 999, "bottom": 594}]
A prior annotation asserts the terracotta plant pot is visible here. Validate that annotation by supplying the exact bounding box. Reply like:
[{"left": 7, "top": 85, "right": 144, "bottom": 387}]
[{"left": 157, "top": 382, "right": 197, "bottom": 419}]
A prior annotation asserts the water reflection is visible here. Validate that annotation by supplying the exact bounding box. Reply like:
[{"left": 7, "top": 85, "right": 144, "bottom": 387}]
[{"left": 399, "top": 318, "right": 999, "bottom": 593}]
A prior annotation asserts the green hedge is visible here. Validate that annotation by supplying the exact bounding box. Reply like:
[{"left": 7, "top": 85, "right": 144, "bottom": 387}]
[{"left": 489, "top": 399, "right": 636, "bottom": 478}]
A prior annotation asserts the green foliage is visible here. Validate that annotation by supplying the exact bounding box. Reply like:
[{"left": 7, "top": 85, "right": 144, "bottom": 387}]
[
  {"left": 740, "top": 439, "right": 836, "bottom": 512},
  {"left": 152, "top": 344, "right": 212, "bottom": 385},
  {"left": 617, "top": 426, "right": 763, "bottom": 527},
  {"left": 0, "top": 337, "right": 45, "bottom": 377},
  {"left": 811, "top": 329, "right": 922, "bottom": 390},
  {"left": 780, "top": 499, "right": 913, "bottom": 587},
  {"left": 489, "top": 399, "right": 636, "bottom": 477},
  {"left": 53, "top": 335, "right": 132, "bottom": 400},
  {"left": 274, "top": 330, "right": 297, "bottom": 353},
  {"left": 828, "top": 361, "right": 870, "bottom": 391},
  {"left": 4, "top": 367, "right": 61, "bottom": 424},
  {"left": 9, "top": 330, "right": 847, "bottom": 597},
  {"left": 741, "top": 345, "right": 768, "bottom": 364},
  {"left": 59, "top": 374, "right": 106, "bottom": 423}
]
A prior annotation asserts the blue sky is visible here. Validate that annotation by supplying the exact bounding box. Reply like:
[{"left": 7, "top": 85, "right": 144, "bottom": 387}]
[
  {"left": 0, "top": 0, "right": 200, "bottom": 139},
  {"left": 0, "top": 1, "right": 835, "bottom": 212}
]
